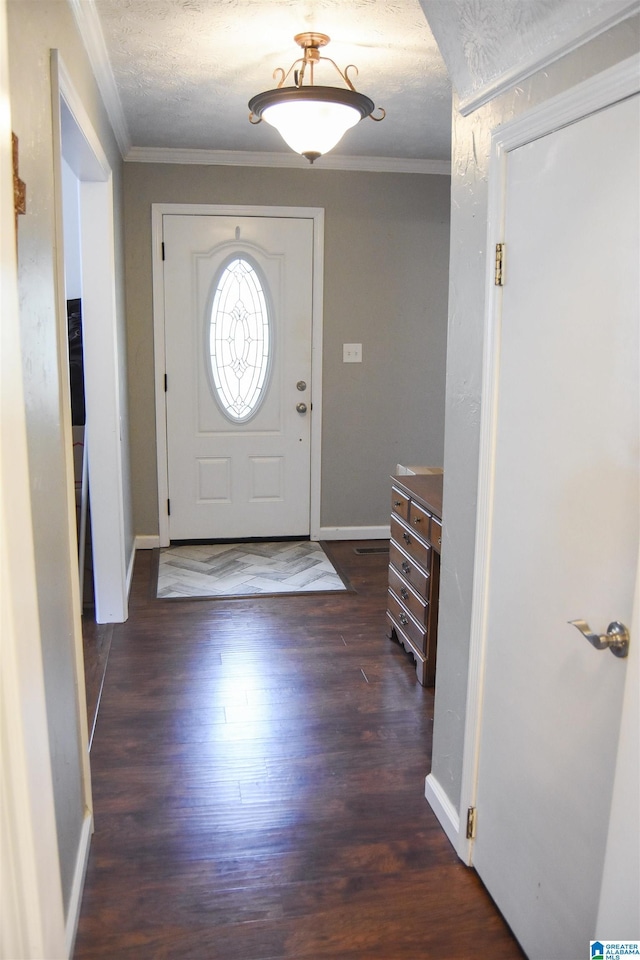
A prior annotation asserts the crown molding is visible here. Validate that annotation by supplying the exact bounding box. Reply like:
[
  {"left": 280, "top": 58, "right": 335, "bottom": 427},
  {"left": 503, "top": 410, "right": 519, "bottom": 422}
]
[
  {"left": 67, "top": 0, "right": 131, "bottom": 157},
  {"left": 125, "top": 146, "right": 450, "bottom": 175},
  {"left": 65, "top": 0, "right": 449, "bottom": 175},
  {"left": 459, "top": 0, "right": 640, "bottom": 116}
]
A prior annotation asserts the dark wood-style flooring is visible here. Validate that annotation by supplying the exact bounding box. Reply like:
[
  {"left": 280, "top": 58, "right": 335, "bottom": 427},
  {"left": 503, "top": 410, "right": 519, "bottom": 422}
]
[{"left": 74, "top": 541, "right": 524, "bottom": 960}]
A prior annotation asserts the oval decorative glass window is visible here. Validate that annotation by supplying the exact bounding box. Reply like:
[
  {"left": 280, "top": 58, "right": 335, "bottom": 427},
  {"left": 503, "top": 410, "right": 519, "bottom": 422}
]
[{"left": 207, "top": 257, "right": 272, "bottom": 422}]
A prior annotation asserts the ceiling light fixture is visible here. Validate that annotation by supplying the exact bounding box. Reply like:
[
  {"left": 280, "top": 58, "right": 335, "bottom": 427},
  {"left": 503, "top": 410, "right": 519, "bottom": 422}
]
[{"left": 248, "top": 32, "right": 385, "bottom": 163}]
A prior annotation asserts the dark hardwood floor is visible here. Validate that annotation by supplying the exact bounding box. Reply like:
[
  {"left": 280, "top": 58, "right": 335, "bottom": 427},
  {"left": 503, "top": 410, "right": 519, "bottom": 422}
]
[{"left": 74, "top": 541, "right": 524, "bottom": 960}]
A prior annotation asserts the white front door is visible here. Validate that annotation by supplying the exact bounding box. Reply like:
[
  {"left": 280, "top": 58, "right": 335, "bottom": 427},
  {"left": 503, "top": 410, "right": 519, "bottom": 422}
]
[
  {"left": 163, "top": 214, "right": 314, "bottom": 540},
  {"left": 471, "top": 92, "right": 639, "bottom": 958}
]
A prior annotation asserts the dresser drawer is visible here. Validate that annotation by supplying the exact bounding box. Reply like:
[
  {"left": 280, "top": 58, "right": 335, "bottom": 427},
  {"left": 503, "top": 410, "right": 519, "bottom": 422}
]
[
  {"left": 387, "top": 590, "right": 427, "bottom": 654},
  {"left": 408, "top": 499, "right": 431, "bottom": 538},
  {"left": 387, "top": 472, "right": 442, "bottom": 687},
  {"left": 388, "top": 565, "right": 427, "bottom": 625},
  {"left": 430, "top": 515, "right": 442, "bottom": 553},
  {"left": 388, "top": 541, "right": 429, "bottom": 595},
  {"left": 390, "top": 515, "right": 431, "bottom": 572},
  {"left": 386, "top": 611, "right": 428, "bottom": 686},
  {"left": 391, "top": 486, "right": 410, "bottom": 522}
]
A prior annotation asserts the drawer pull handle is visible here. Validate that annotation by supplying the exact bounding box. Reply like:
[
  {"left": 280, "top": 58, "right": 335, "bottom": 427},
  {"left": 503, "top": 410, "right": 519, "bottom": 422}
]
[
  {"left": 401, "top": 561, "right": 410, "bottom": 575},
  {"left": 394, "top": 500, "right": 402, "bottom": 508},
  {"left": 403, "top": 532, "right": 411, "bottom": 544},
  {"left": 399, "top": 613, "right": 409, "bottom": 626},
  {"left": 400, "top": 588, "right": 409, "bottom": 600},
  {"left": 413, "top": 516, "right": 422, "bottom": 525}
]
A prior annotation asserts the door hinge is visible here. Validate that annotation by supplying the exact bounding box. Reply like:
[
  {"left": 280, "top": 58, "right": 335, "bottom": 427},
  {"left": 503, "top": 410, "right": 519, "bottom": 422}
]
[
  {"left": 164, "top": 373, "right": 168, "bottom": 392},
  {"left": 494, "top": 242, "right": 505, "bottom": 286},
  {"left": 466, "top": 806, "right": 477, "bottom": 840},
  {"left": 167, "top": 498, "right": 171, "bottom": 516},
  {"left": 161, "top": 241, "right": 165, "bottom": 261}
]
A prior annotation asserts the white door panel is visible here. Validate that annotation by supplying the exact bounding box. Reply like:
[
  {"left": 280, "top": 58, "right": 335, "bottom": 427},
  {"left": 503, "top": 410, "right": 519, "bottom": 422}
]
[
  {"left": 164, "top": 215, "right": 313, "bottom": 540},
  {"left": 473, "top": 93, "right": 639, "bottom": 959}
]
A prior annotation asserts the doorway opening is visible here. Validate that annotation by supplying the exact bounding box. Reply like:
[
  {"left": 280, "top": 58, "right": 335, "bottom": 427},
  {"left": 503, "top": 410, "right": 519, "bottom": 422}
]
[
  {"left": 54, "top": 54, "right": 128, "bottom": 742},
  {"left": 152, "top": 203, "right": 325, "bottom": 547}
]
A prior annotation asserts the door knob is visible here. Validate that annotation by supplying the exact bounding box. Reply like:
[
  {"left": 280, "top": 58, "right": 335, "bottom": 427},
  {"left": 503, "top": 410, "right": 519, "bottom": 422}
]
[
  {"left": 296, "top": 402, "right": 307, "bottom": 414},
  {"left": 568, "top": 619, "right": 630, "bottom": 658}
]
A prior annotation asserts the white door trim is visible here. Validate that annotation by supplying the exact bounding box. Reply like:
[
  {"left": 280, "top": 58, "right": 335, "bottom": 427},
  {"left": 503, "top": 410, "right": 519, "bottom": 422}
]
[
  {"left": 596, "top": 544, "right": 640, "bottom": 934},
  {"left": 52, "top": 49, "right": 132, "bottom": 952},
  {"left": 152, "top": 203, "right": 324, "bottom": 547},
  {"left": 455, "top": 52, "right": 640, "bottom": 866},
  {"left": 53, "top": 53, "right": 129, "bottom": 625},
  {"left": 1, "top": 6, "right": 66, "bottom": 954}
]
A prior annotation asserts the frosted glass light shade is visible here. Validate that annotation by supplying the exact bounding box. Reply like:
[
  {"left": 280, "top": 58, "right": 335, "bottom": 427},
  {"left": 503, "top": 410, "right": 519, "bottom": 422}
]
[
  {"left": 262, "top": 100, "right": 361, "bottom": 157},
  {"left": 249, "top": 86, "right": 374, "bottom": 162}
]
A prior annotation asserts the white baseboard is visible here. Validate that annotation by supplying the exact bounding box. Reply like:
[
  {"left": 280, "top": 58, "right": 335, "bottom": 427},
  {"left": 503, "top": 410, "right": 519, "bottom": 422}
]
[
  {"left": 126, "top": 542, "right": 136, "bottom": 595},
  {"left": 135, "top": 535, "right": 161, "bottom": 550},
  {"left": 126, "top": 537, "right": 161, "bottom": 597},
  {"left": 133, "top": 531, "right": 390, "bottom": 546},
  {"left": 130, "top": 525, "right": 390, "bottom": 548},
  {"left": 64, "top": 810, "right": 93, "bottom": 958},
  {"left": 318, "top": 525, "right": 390, "bottom": 541},
  {"left": 425, "top": 773, "right": 460, "bottom": 854}
]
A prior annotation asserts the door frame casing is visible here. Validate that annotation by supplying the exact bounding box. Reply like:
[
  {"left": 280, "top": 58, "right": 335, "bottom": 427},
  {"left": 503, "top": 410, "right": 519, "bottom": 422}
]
[
  {"left": 53, "top": 54, "right": 129, "bottom": 625},
  {"left": 52, "top": 48, "right": 132, "bottom": 951},
  {"left": 451, "top": 52, "right": 640, "bottom": 866},
  {"left": 1, "top": 6, "right": 66, "bottom": 954},
  {"left": 152, "top": 203, "right": 325, "bottom": 547}
]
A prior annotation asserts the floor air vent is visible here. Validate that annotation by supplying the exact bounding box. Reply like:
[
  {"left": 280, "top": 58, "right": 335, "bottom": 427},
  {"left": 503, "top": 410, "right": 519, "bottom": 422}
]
[{"left": 353, "top": 546, "right": 389, "bottom": 555}]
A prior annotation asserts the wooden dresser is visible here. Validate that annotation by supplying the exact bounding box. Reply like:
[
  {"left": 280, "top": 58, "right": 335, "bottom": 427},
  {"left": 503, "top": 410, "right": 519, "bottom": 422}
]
[{"left": 386, "top": 473, "right": 443, "bottom": 686}]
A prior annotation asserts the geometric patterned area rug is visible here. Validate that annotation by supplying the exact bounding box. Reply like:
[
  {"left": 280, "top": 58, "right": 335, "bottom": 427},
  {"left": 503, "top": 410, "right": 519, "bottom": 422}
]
[{"left": 155, "top": 540, "right": 351, "bottom": 599}]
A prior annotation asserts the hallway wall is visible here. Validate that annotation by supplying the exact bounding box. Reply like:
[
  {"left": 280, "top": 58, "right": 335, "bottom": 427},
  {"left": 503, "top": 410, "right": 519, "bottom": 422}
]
[
  {"left": 6, "top": 0, "right": 131, "bottom": 925},
  {"left": 122, "top": 164, "right": 451, "bottom": 537}
]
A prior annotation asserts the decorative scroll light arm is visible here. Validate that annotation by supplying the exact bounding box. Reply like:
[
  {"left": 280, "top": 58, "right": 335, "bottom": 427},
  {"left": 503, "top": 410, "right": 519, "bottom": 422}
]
[
  {"left": 343, "top": 63, "right": 359, "bottom": 92},
  {"left": 248, "top": 32, "right": 384, "bottom": 124}
]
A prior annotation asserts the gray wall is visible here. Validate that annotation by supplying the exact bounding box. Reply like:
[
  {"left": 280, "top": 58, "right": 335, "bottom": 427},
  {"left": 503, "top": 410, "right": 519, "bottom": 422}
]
[
  {"left": 123, "top": 164, "right": 450, "bottom": 536},
  {"left": 424, "top": 12, "right": 640, "bottom": 812},
  {"left": 7, "top": 0, "right": 131, "bottom": 917}
]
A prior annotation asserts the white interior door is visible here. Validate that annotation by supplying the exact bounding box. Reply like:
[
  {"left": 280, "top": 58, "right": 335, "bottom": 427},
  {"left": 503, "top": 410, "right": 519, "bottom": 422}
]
[
  {"left": 472, "top": 92, "right": 639, "bottom": 959},
  {"left": 163, "top": 214, "right": 313, "bottom": 540}
]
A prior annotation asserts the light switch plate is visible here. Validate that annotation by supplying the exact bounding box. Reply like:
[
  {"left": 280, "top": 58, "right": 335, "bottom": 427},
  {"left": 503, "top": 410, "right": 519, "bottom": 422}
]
[{"left": 343, "top": 343, "right": 362, "bottom": 363}]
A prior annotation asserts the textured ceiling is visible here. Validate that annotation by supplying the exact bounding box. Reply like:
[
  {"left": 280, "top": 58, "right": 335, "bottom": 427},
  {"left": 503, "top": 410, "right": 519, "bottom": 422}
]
[
  {"left": 93, "top": 0, "right": 453, "bottom": 161},
  {"left": 420, "top": 0, "right": 638, "bottom": 110}
]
